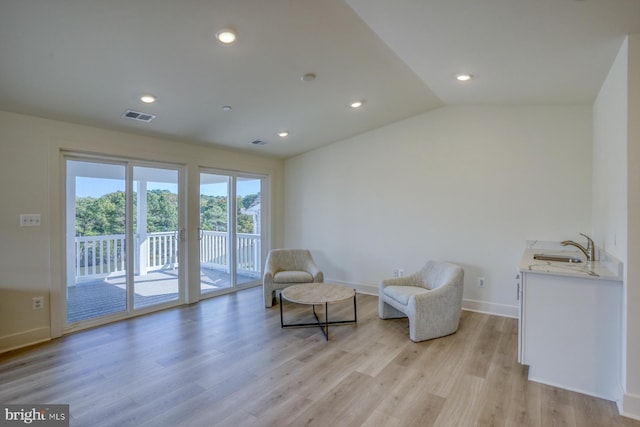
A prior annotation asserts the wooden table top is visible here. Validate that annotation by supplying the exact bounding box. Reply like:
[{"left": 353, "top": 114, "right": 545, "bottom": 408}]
[{"left": 281, "top": 283, "right": 355, "bottom": 305}]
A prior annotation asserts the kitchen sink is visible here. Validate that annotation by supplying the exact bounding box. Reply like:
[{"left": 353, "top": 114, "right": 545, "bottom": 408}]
[{"left": 533, "top": 254, "right": 582, "bottom": 263}]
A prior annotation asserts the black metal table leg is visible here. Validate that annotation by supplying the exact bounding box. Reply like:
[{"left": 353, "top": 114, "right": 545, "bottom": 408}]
[
  {"left": 280, "top": 287, "right": 357, "bottom": 341},
  {"left": 353, "top": 293, "right": 357, "bottom": 322},
  {"left": 325, "top": 302, "right": 329, "bottom": 339}
]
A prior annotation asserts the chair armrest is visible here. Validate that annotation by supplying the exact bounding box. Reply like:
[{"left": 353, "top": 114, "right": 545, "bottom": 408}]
[
  {"left": 380, "top": 272, "right": 423, "bottom": 289},
  {"left": 313, "top": 271, "right": 324, "bottom": 282},
  {"left": 263, "top": 271, "right": 275, "bottom": 286},
  {"left": 304, "top": 259, "right": 324, "bottom": 282},
  {"left": 411, "top": 280, "right": 462, "bottom": 310}
]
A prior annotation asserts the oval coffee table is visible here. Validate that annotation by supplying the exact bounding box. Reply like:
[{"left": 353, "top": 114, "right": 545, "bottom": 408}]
[{"left": 279, "top": 283, "right": 357, "bottom": 341}]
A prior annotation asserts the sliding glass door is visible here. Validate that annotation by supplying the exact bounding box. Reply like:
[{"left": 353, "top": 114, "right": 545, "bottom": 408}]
[
  {"left": 132, "top": 166, "right": 180, "bottom": 310},
  {"left": 199, "top": 173, "right": 232, "bottom": 292},
  {"left": 65, "top": 157, "right": 183, "bottom": 326},
  {"left": 66, "top": 160, "right": 127, "bottom": 322},
  {"left": 200, "top": 171, "right": 264, "bottom": 295},
  {"left": 235, "top": 176, "right": 262, "bottom": 286}
]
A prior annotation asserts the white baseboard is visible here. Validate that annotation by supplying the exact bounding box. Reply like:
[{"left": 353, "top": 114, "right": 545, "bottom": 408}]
[
  {"left": 527, "top": 373, "right": 618, "bottom": 402},
  {"left": 0, "top": 327, "right": 51, "bottom": 354},
  {"left": 328, "top": 280, "right": 378, "bottom": 296},
  {"left": 327, "top": 279, "right": 519, "bottom": 319},
  {"left": 352, "top": 283, "right": 378, "bottom": 296},
  {"left": 462, "top": 298, "right": 519, "bottom": 319},
  {"left": 620, "top": 391, "right": 640, "bottom": 420}
]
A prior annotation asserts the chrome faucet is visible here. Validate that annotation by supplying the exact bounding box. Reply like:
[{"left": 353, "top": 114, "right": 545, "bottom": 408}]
[{"left": 561, "top": 233, "right": 596, "bottom": 263}]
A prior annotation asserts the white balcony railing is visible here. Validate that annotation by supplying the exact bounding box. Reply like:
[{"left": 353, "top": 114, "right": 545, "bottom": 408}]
[
  {"left": 75, "top": 234, "right": 126, "bottom": 278},
  {"left": 74, "top": 231, "right": 260, "bottom": 281},
  {"left": 200, "top": 231, "right": 261, "bottom": 277}
]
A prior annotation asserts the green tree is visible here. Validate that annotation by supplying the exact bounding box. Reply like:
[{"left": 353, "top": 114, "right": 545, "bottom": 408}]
[
  {"left": 147, "top": 189, "right": 178, "bottom": 232},
  {"left": 242, "top": 193, "right": 260, "bottom": 209},
  {"left": 200, "top": 195, "right": 228, "bottom": 231},
  {"left": 237, "top": 213, "right": 253, "bottom": 233},
  {"left": 91, "top": 191, "right": 126, "bottom": 235},
  {"left": 75, "top": 196, "right": 96, "bottom": 236},
  {"left": 199, "top": 193, "right": 259, "bottom": 233},
  {"left": 75, "top": 191, "right": 126, "bottom": 236},
  {"left": 76, "top": 190, "right": 259, "bottom": 236}
]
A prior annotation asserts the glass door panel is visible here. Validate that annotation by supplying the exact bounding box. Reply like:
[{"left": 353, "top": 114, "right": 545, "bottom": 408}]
[
  {"left": 133, "top": 166, "right": 180, "bottom": 309},
  {"left": 66, "top": 158, "right": 183, "bottom": 327},
  {"left": 199, "top": 172, "right": 264, "bottom": 295},
  {"left": 200, "top": 173, "right": 232, "bottom": 293},
  {"left": 66, "top": 160, "right": 127, "bottom": 323},
  {"left": 236, "top": 177, "right": 262, "bottom": 285}
]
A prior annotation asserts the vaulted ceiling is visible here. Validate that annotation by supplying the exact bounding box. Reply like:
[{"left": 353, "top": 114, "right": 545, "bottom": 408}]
[{"left": 1, "top": 0, "right": 639, "bottom": 158}]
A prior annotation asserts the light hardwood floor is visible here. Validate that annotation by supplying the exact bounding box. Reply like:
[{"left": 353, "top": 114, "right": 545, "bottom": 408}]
[{"left": 1, "top": 286, "right": 638, "bottom": 427}]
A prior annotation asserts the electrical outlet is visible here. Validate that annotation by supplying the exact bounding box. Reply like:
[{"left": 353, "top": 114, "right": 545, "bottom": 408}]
[
  {"left": 393, "top": 268, "right": 405, "bottom": 278},
  {"left": 32, "top": 296, "right": 44, "bottom": 310},
  {"left": 477, "top": 277, "right": 485, "bottom": 288}
]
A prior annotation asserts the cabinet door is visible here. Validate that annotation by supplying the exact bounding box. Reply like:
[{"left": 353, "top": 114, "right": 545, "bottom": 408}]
[{"left": 521, "top": 272, "right": 621, "bottom": 399}]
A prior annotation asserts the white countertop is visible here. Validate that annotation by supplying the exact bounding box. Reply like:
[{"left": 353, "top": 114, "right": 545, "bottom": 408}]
[{"left": 519, "top": 241, "right": 622, "bottom": 281}]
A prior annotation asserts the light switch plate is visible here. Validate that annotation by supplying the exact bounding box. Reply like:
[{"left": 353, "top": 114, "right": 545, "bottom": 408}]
[{"left": 20, "top": 214, "right": 41, "bottom": 227}]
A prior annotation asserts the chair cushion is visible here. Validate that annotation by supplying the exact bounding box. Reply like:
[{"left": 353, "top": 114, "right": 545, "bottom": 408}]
[
  {"left": 274, "top": 270, "right": 314, "bottom": 283},
  {"left": 383, "top": 285, "right": 429, "bottom": 306}
]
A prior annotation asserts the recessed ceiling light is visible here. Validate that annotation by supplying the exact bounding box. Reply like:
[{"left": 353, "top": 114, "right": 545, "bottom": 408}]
[
  {"left": 350, "top": 100, "right": 364, "bottom": 108},
  {"left": 277, "top": 131, "right": 289, "bottom": 137},
  {"left": 140, "top": 95, "right": 156, "bottom": 103},
  {"left": 456, "top": 74, "right": 473, "bottom": 82},
  {"left": 222, "top": 105, "right": 232, "bottom": 111},
  {"left": 216, "top": 29, "right": 237, "bottom": 44}
]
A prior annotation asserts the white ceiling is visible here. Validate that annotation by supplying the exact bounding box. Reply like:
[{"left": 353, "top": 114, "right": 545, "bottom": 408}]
[
  {"left": 347, "top": 0, "right": 640, "bottom": 105},
  {"left": 1, "top": 1, "right": 639, "bottom": 159}
]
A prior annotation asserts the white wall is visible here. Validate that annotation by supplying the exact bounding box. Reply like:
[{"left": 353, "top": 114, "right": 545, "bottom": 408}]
[
  {"left": 593, "top": 38, "right": 628, "bottom": 259},
  {"left": 627, "top": 33, "right": 640, "bottom": 420},
  {"left": 593, "top": 36, "right": 630, "bottom": 411},
  {"left": 593, "top": 35, "right": 640, "bottom": 419},
  {"left": 625, "top": 34, "right": 640, "bottom": 419},
  {"left": 284, "top": 105, "right": 592, "bottom": 317},
  {"left": 0, "top": 110, "right": 285, "bottom": 352}
]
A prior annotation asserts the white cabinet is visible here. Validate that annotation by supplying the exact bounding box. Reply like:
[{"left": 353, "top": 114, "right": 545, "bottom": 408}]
[{"left": 518, "top": 269, "right": 622, "bottom": 400}]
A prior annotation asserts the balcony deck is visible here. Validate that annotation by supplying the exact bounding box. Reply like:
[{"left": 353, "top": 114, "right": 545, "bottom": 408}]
[{"left": 67, "top": 267, "right": 257, "bottom": 323}]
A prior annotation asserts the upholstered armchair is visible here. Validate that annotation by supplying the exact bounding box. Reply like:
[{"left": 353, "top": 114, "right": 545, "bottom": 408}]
[
  {"left": 263, "top": 249, "right": 324, "bottom": 308},
  {"left": 379, "top": 260, "right": 464, "bottom": 342}
]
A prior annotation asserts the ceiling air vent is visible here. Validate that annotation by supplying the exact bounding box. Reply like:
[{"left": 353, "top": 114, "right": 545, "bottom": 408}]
[
  {"left": 122, "top": 109, "right": 156, "bottom": 123},
  {"left": 250, "top": 140, "right": 267, "bottom": 145}
]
